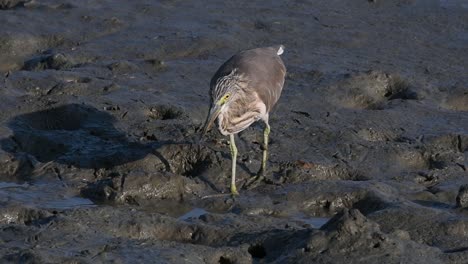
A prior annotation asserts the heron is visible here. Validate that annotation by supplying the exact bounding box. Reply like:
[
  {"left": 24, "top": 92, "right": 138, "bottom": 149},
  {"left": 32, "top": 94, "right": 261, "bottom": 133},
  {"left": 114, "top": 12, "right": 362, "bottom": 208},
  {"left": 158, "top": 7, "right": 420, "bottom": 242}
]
[{"left": 201, "top": 45, "right": 286, "bottom": 195}]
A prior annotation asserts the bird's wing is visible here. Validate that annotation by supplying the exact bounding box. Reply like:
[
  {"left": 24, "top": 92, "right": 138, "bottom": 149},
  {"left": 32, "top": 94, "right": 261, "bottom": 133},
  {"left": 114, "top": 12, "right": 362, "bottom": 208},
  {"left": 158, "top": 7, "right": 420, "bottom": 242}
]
[
  {"left": 210, "top": 46, "right": 286, "bottom": 111},
  {"left": 236, "top": 47, "right": 286, "bottom": 112}
]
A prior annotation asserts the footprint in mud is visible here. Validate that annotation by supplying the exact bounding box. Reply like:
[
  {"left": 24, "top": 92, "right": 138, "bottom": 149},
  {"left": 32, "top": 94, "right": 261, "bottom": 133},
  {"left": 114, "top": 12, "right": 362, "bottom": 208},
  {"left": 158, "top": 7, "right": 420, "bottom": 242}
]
[{"left": 147, "top": 104, "right": 186, "bottom": 121}]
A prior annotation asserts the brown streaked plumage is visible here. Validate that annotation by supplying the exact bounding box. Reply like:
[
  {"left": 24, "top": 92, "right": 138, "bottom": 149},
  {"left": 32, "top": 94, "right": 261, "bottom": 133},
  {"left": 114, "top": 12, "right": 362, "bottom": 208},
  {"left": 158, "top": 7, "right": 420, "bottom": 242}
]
[{"left": 201, "top": 45, "right": 286, "bottom": 195}]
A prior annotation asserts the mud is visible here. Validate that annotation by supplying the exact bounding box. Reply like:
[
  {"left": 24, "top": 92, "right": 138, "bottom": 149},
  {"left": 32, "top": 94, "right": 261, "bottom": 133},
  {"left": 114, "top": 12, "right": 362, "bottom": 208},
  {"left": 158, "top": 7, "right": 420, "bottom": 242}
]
[{"left": 0, "top": 0, "right": 467, "bottom": 263}]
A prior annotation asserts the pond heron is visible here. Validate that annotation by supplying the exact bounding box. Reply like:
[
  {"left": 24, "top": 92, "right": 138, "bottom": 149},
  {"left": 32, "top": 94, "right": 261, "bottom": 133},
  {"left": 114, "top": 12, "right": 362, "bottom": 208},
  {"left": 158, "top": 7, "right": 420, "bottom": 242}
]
[{"left": 201, "top": 45, "right": 286, "bottom": 195}]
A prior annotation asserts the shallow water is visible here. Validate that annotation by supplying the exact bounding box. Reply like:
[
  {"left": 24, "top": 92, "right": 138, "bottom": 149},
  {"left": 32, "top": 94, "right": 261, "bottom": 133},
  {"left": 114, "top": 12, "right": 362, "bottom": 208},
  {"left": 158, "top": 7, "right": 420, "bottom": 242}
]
[
  {"left": 0, "top": 181, "right": 94, "bottom": 209},
  {"left": 292, "top": 214, "right": 330, "bottom": 229},
  {"left": 438, "top": 0, "right": 468, "bottom": 9},
  {"left": 178, "top": 207, "right": 209, "bottom": 221}
]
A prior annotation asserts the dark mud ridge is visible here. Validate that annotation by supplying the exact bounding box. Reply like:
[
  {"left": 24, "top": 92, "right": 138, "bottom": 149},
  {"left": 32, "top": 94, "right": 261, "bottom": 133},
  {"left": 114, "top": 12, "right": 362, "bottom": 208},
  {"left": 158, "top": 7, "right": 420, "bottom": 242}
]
[{"left": 0, "top": 1, "right": 467, "bottom": 263}]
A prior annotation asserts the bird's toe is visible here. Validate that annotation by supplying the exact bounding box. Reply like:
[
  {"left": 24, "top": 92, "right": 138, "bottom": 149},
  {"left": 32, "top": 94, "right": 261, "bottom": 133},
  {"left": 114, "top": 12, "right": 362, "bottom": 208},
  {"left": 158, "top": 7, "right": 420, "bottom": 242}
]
[{"left": 243, "top": 175, "right": 266, "bottom": 189}]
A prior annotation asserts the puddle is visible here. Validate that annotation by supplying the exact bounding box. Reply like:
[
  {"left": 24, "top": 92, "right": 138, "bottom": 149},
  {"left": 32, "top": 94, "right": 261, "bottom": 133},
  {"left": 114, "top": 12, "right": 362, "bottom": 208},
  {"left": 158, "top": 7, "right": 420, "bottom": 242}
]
[
  {"left": 439, "top": 0, "right": 468, "bottom": 9},
  {"left": 178, "top": 207, "right": 208, "bottom": 221},
  {"left": 0, "top": 181, "right": 95, "bottom": 209},
  {"left": 292, "top": 214, "right": 330, "bottom": 228},
  {"left": 139, "top": 199, "right": 196, "bottom": 218},
  {"left": 414, "top": 0, "right": 468, "bottom": 9},
  {"left": 413, "top": 200, "right": 453, "bottom": 210},
  {"left": 38, "top": 197, "right": 95, "bottom": 209},
  {"left": 176, "top": 206, "right": 330, "bottom": 228}
]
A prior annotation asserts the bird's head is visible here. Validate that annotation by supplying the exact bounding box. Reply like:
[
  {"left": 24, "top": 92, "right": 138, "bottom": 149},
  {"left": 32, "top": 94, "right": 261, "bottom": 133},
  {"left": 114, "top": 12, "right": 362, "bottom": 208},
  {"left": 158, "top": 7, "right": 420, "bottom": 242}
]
[{"left": 201, "top": 88, "right": 235, "bottom": 138}]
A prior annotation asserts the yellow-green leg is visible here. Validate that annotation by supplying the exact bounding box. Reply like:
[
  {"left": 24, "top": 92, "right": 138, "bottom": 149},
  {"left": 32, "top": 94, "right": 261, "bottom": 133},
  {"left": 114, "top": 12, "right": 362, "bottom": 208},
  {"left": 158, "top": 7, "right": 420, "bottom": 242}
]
[
  {"left": 259, "top": 123, "right": 270, "bottom": 176},
  {"left": 229, "top": 134, "right": 239, "bottom": 195},
  {"left": 244, "top": 122, "right": 270, "bottom": 189}
]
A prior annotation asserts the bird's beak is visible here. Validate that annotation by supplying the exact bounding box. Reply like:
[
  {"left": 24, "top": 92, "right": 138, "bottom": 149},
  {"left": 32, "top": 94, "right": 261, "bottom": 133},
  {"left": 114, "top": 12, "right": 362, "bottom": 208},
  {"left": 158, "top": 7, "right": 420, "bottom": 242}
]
[{"left": 201, "top": 104, "right": 222, "bottom": 138}]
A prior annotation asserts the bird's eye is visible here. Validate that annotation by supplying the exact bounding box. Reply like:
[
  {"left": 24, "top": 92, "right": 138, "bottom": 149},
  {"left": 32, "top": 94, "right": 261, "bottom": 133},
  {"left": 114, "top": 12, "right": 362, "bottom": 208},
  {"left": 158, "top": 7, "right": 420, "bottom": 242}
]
[
  {"left": 222, "top": 93, "right": 231, "bottom": 102},
  {"left": 217, "top": 93, "right": 231, "bottom": 105}
]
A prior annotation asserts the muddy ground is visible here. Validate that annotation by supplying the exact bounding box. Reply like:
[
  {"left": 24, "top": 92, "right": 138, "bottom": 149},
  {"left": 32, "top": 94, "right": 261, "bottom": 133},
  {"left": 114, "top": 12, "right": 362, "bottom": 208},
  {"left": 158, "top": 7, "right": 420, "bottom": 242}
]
[{"left": 0, "top": 0, "right": 467, "bottom": 263}]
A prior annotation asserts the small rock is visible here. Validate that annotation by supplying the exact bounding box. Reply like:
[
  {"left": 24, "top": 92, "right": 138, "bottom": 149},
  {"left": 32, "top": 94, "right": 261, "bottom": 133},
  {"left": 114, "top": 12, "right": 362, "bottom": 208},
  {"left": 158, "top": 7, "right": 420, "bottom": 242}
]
[
  {"left": 23, "top": 53, "right": 74, "bottom": 71},
  {"left": 391, "top": 229, "right": 411, "bottom": 240},
  {"left": 456, "top": 184, "right": 468, "bottom": 208},
  {"left": 107, "top": 60, "right": 138, "bottom": 74},
  {"left": 145, "top": 59, "right": 167, "bottom": 72}
]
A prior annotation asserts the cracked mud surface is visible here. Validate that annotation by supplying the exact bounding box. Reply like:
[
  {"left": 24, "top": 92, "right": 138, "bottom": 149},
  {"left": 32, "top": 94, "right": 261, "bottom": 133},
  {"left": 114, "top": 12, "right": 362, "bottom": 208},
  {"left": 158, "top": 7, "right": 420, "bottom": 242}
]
[{"left": 0, "top": 0, "right": 467, "bottom": 263}]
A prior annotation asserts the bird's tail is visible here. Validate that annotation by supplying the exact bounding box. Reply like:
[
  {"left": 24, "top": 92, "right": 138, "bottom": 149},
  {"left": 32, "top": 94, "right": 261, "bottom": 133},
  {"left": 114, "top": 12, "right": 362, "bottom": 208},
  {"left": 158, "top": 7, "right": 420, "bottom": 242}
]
[{"left": 277, "top": 45, "right": 285, "bottom": 55}]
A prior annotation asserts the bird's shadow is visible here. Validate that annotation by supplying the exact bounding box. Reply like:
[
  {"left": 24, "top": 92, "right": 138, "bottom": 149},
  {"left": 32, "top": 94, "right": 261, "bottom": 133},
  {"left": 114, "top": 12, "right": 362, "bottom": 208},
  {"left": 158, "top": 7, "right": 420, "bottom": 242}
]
[
  {"left": 0, "top": 103, "right": 263, "bottom": 197},
  {"left": 0, "top": 103, "right": 170, "bottom": 181}
]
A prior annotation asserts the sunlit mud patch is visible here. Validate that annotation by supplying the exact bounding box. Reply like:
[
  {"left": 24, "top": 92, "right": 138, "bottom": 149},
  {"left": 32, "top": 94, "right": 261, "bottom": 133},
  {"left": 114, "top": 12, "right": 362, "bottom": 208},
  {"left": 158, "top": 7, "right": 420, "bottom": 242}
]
[
  {"left": 276, "top": 182, "right": 392, "bottom": 216},
  {"left": 328, "top": 71, "right": 416, "bottom": 110},
  {"left": 438, "top": 84, "right": 468, "bottom": 112},
  {"left": 392, "top": 149, "right": 430, "bottom": 172},
  {"left": 0, "top": 181, "right": 94, "bottom": 210},
  {"left": 442, "top": 94, "right": 468, "bottom": 112},
  {"left": 356, "top": 127, "right": 399, "bottom": 142},
  {"left": 407, "top": 181, "right": 460, "bottom": 210},
  {"left": 276, "top": 160, "right": 369, "bottom": 183}
]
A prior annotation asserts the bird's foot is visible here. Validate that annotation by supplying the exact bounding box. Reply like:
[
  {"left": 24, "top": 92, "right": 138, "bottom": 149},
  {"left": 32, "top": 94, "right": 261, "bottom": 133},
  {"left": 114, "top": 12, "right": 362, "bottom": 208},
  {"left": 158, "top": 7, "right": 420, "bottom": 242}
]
[
  {"left": 243, "top": 167, "right": 280, "bottom": 189},
  {"left": 243, "top": 175, "right": 266, "bottom": 189},
  {"left": 243, "top": 169, "right": 267, "bottom": 189},
  {"left": 230, "top": 185, "right": 240, "bottom": 196},
  {"left": 257, "top": 166, "right": 267, "bottom": 177}
]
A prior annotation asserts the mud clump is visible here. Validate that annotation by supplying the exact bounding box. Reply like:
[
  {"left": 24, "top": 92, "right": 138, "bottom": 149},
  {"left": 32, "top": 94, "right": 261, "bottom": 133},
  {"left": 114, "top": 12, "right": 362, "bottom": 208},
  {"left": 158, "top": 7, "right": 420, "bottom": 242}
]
[
  {"left": 456, "top": 185, "right": 468, "bottom": 208},
  {"left": 80, "top": 171, "right": 198, "bottom": 205},
  {"left": 295, "top": 209, "right": 443, "bottom": 264},
  {"left": 23, "top": 52, "right": 74, "bottom": 71},
  {"left": 107, "top": 60, "right": 139, "bottom": 74},
  {"left": 144, "top": 59, "right": 167, "bottom": 72}
]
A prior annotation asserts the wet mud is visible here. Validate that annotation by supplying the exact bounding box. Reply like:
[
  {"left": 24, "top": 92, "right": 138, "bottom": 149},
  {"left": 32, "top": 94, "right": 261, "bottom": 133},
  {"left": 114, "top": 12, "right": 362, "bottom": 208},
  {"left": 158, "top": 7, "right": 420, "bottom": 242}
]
[{"left": 0, "top": 0, "right": 467, "bottom": 263}]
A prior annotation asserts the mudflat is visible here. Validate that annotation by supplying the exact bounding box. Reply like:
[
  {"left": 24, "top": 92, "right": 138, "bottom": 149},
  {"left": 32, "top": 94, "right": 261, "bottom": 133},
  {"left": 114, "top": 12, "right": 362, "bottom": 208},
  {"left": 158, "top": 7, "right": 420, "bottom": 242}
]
[{"left": 0, "top": 0, "right": 467, "bottom": 263}]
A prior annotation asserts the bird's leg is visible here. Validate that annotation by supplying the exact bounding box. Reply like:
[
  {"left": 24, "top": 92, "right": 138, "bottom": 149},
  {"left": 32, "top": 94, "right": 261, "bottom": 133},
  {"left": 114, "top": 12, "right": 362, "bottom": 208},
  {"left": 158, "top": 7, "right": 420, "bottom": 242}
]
[
  {"left": 243, "top": 122, "right": 270, "bottom": 189},
  {"left": 258, "top": 123, "right": 270, "bottom": 176},
  {"left": 229, "top": 134, "right": 239, "bottom": 195}
]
